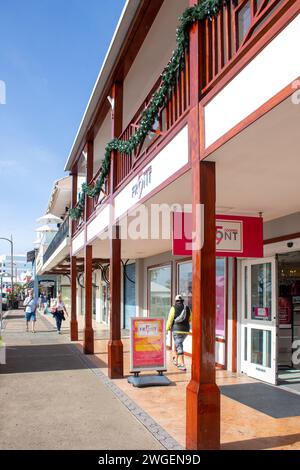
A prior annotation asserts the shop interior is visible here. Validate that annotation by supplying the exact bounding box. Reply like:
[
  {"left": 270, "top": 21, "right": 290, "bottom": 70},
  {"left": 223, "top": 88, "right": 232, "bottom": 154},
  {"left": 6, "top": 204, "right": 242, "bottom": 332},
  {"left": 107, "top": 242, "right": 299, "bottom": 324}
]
[{"left": 278, "top": 252, "right": 300, "bottom": 384}]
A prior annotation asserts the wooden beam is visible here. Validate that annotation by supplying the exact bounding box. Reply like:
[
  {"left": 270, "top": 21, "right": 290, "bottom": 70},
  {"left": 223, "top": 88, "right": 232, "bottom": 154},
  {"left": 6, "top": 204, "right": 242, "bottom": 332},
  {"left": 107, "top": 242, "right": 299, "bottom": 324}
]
[
  {"left": 108, "top": 225, "right": 123, "bottom": 378},
  {"left": 84, "top": 244, "right": 94, "bottom": 354},
  {"left": 70, "top": 255, "right": 79, "bottom": 341},
  {"left": 186, "top": 1, "right": 220, "bottom": 450}
]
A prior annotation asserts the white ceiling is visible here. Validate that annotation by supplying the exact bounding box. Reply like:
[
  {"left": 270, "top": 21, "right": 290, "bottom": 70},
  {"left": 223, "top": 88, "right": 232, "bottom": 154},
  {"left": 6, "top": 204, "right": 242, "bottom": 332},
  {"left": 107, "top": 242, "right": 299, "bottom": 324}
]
[
  {"left": 209, "top": 96, "right": 300, "bottom": 221},
  {"left": 74, "top": 95, "right": 300, "bottom": 261}
]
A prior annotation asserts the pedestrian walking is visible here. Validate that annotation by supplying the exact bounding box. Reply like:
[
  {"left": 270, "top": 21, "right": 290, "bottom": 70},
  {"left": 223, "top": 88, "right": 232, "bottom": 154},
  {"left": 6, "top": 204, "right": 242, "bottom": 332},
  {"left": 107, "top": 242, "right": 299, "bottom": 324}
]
[
  {"left": 40, "top": 292, "right": 47, "bottom": 312},
  {"left": 166, "top": 294, "right": 191, "bottom": 372},
  {"left": 52, "top": 292, "right": 68, "bottom": 334},
  {"left": 23, "top": 289, "right": 37, "bottom": 333}
]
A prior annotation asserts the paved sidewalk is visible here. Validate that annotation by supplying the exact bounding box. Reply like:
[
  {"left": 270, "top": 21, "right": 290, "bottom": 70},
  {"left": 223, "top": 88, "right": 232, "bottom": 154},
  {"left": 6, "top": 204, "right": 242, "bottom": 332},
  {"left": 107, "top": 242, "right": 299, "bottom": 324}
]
[{"left": 0, "top": 310, "right": 164, "bottom": 450}]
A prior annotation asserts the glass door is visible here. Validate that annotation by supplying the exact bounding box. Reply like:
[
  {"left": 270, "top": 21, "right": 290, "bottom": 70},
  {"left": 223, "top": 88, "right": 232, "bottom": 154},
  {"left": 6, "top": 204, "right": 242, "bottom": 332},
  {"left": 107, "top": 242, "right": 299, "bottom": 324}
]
[{"left": 241, "top": 257, "right": 278, "bottom": 384}]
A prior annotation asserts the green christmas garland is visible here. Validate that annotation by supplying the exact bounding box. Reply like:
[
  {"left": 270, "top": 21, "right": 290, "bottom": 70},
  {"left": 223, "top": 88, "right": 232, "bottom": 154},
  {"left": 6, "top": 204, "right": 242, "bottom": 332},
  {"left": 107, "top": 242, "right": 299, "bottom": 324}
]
[{"left": 69, "top": 0, "right": 223, "bottom": 220}]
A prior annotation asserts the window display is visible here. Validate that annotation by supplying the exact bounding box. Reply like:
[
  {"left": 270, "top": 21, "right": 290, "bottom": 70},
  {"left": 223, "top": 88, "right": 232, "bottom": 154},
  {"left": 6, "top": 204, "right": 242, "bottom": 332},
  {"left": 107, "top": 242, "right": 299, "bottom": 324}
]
[
  {"left": 177, "top": 258, "right": 226, "bottom": 338},
  {"left": 148, "top": 265, "right": 172, "bottom": 320}
]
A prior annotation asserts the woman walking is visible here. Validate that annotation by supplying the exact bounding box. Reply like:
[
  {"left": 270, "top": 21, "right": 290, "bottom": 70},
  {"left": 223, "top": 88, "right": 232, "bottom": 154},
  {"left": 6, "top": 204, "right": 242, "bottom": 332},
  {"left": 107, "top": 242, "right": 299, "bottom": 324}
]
[{"left": 53, "top": 292, "right": 68, "bottom": 334}]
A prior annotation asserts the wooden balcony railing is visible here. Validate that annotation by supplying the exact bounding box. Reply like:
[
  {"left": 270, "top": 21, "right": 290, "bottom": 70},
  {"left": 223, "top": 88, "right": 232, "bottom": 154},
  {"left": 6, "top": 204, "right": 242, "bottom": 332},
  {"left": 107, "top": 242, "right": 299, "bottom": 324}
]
[
  {"left": 115, "top": 51, "right": 190, "bottom": 188},
  {"left": 200, "top": 0, "right": 295, "bottom": 93},
  {"left": 72, "top": 201, "right": 84, "bottom": 235},
  {"left": 71, "top": 0, "right": 296, "bottom": 227},
  {"left": 89, "top": 168, "right": 110, "bottom": 215}
]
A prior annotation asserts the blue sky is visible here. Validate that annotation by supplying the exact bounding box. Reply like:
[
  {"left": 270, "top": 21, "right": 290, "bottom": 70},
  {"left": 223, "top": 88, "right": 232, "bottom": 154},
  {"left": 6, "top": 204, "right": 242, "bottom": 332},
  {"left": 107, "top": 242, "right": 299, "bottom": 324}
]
[{"left": 0, "top": 0, "right": 125, "bottom": 255}]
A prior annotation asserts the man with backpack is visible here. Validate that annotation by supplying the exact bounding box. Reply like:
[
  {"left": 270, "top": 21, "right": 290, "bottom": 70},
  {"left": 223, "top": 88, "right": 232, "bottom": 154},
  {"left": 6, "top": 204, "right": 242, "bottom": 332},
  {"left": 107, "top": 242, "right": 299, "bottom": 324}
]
[{"left": 166, "top": 294, "right": 191, "bottom": 372}]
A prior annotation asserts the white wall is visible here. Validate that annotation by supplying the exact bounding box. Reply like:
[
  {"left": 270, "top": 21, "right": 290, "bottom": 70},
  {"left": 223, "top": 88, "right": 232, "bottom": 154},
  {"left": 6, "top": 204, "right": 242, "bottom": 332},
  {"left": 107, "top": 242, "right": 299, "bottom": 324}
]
[
  {"left": 93, "top": 111, "right": 111, "bottom": 174},
  {"left": 204, "top": 14, "right": 300, "bottom": 148},
  {"left": 122, "top": 0, "right": 188, "bottom": 130},
  {"left": 264, "top": 212, "right": 300, "bottom": 240}
]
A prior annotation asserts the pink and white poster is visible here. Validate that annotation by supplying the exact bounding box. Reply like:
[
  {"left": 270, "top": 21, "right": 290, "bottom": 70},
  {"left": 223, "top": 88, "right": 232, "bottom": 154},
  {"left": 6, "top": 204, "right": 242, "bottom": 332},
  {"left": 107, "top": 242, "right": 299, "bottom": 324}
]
[{"left": 130, "top": 318, "right": 166, "bottom": 372}]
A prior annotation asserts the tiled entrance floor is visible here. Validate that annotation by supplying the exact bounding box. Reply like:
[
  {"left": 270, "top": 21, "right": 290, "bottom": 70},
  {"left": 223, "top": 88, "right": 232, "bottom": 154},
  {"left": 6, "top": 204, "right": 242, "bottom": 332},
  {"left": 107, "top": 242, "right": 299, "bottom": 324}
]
[
  {"left": 44, "top": 314, "right": 300, "bottom": 450},
  {"left": 78, "top": 337, "right": 300, "bottom": 450}
]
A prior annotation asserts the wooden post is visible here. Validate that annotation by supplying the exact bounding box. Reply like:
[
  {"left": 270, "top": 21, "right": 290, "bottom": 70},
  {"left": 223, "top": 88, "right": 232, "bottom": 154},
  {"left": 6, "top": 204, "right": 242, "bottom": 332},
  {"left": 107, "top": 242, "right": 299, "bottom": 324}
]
[
  {"left": 108, "top": 81, "right": 124, "bottom": 378},
  {"left": 186, "top": 1, "right": 220, "bottom": 450},
  {"left": 108, "top": 225, "right": 123, "bottom": 378},
  {"left": 70, "top": 255, "right": 78, "bottom": 341},
  {"left": 84, "top": 244, "right": 94, "bottom": 354}
]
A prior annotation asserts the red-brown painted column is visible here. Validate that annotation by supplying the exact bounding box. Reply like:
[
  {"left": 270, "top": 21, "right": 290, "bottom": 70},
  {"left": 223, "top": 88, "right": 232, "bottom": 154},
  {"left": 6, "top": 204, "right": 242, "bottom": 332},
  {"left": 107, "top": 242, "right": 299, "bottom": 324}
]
[
  {"left": 108, "top": 81, "right": 123, "bottom": 378},
  {"left": 70, "top": 168, "right": 79, "bottom": 341},
  {"left": 186, "top": 1, "right": 220, "bottom": 450},
  {"left": 108, "top": 225, "right": 123, "bottom": 378},
  {"left": 84, "top": 244, "right": 94, "bottom": 354},
  {"left": 70, "top": 255, "right": 78, "bottom": 341}
]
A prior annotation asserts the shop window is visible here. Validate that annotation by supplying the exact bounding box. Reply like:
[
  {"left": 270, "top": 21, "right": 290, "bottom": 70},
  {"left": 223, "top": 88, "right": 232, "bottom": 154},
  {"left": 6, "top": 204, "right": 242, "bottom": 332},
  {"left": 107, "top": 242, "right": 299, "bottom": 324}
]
[
  {"left": 148, "top": 265, "right": 172, "bottom": 320},
  {"left": 251, "top": 328, "right": 271, "bottom": 367},
  {"left": 244, "top": 327, "right": 248, "bottom": 361},
  {"left": 60, "top": 286, "right": 71, "bottom": 311},
  {"left": 216, "top": 258, "right": 226, "bottom": 337},
  {"left": 244, "top": 265, "right": 248, "bottom": 319},
  {"left": 177, "top": 258, "right": 226, "bottom": 337},
  {"left": 177, "top": 261, "right": 192, "bottom": 309},
  {"left": 251, "top": 263, "right": 272, "bottom": 321}
]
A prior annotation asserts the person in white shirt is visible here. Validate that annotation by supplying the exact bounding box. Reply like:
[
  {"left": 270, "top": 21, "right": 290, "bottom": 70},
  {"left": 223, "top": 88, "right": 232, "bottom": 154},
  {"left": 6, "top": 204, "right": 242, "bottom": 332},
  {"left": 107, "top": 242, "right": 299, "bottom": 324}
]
[
  {"left": 23, "top": 289, "right": 37, "bottom": 333},
  {"left": 53, "top": 292, "right": 69, "bottom": 334}
]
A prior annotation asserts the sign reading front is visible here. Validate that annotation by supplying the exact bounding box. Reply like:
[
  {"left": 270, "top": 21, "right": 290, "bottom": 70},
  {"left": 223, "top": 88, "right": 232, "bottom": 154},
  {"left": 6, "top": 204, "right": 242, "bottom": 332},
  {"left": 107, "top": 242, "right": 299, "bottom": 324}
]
[
  {"left": 172, "top": 212, "right": 263, "bottom": 258},
  {"left": 130, "top": 317, "right": 166, "bottom": 373}
]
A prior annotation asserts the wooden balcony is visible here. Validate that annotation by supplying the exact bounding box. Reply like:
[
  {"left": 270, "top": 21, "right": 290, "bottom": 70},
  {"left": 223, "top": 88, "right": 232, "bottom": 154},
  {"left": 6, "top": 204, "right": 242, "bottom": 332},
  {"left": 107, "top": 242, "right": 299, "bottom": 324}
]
[
  {"left": 71, "top": 0, "right": 297, "bottom": 234},
  {"left": 199, "top": 0, "right": 296, "bottom": 95},
  {"left": 115, "top": 51, "right": 190, "bottom": 189}
]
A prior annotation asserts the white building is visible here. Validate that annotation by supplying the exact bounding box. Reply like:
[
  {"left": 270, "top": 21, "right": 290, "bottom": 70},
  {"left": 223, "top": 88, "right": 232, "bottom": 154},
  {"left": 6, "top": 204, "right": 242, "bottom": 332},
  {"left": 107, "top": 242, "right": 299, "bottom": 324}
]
[{"left": 0, "top": 254, "right": 33, "bottom": 284}]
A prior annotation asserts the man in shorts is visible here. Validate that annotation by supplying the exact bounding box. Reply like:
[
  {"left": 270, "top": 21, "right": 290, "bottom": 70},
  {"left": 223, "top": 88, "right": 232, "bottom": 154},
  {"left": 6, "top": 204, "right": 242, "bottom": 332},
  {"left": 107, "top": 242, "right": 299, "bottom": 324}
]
[{"left": 24, "top": 289, "right": 37, "bottom": 333}]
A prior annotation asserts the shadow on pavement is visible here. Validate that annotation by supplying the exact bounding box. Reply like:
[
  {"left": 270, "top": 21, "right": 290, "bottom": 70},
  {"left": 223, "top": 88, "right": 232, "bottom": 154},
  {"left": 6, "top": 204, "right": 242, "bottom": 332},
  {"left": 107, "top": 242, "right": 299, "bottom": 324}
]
[
  {"left": 221, "top": 432, "right": 300, "bottom": 450},
  {"left": 0, "top": 343, "right": 106, "bottom": 374}
]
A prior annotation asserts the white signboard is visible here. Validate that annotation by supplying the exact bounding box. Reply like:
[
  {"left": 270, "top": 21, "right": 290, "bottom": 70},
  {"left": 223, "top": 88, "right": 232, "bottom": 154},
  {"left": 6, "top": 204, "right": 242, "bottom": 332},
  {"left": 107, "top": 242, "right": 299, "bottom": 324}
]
[{"left": 216, "top": 220, "right": 243, "bottom": 253}]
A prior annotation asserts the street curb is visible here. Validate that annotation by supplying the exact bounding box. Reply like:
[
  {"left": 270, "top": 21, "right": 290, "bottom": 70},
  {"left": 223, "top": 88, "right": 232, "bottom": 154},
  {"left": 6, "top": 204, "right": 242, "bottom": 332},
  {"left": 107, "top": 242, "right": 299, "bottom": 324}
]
[{"left": 68, "top": 343, "right": 183, "bottom": 451}]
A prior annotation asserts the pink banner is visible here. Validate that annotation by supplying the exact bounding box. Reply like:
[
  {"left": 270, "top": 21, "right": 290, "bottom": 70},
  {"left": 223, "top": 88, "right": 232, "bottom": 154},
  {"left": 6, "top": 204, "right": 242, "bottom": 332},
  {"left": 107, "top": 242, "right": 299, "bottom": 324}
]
[{"left": 172, "top": 212, "right": 263, "bottom": 258}]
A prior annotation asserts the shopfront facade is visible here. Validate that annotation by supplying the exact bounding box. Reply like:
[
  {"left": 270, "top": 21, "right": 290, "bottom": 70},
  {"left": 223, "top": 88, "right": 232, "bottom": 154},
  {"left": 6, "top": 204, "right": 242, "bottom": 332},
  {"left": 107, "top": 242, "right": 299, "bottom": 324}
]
[
  {"left": 56, "top": 0, "right": 300, "bottom": 450},
  {"left": 237, "top": 213, "right": 300, "bottom": 385}
]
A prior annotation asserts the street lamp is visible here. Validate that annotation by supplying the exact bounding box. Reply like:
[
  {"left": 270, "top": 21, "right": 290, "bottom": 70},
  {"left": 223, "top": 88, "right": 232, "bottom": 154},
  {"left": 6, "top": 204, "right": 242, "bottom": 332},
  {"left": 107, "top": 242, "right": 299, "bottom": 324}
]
[
  {"left": 0, "top": 272, "right": 7, "bottom": 333},
  {"left": 0, "top": 235, "right": 14, "bottom": 298}
]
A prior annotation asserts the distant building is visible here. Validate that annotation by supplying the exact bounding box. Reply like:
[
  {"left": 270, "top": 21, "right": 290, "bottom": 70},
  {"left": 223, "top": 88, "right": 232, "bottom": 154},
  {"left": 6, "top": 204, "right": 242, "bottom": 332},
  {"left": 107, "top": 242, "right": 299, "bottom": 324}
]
[{"left": 0, "top": 254, "right": 33, "bottom": 284}]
